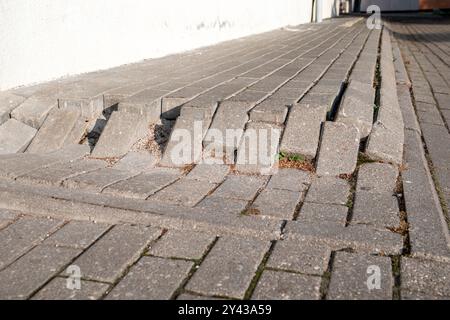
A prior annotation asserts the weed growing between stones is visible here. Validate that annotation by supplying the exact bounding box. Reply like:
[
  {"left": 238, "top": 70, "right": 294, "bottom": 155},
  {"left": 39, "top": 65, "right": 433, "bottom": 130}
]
[{"left": 278, "top": 152, "right": 315, "bottom": 172}]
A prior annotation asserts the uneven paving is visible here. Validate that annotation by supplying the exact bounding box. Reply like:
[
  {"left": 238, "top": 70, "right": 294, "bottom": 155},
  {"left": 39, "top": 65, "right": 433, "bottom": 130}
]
[{"left": 0, "top": 15, "right": 449, "bottom": 300}]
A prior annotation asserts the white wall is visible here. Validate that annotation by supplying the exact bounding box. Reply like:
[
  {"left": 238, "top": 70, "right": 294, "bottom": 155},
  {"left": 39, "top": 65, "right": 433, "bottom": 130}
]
[
  {"left": 0, "top": 0, "right": 317, "bottom": 91},
  {"left": 360, "top": 0, "right": 419, "bottom": 11}
]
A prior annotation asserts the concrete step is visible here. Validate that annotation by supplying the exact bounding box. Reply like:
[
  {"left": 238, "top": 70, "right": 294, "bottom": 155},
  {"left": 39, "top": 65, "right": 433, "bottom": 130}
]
[{"left": 0, "top": 119, "right": 37, "bottom": 154}]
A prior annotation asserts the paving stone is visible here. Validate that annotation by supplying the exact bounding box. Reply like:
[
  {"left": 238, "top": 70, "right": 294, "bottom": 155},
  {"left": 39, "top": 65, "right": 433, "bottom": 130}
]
[
  {"left": 336, "top": 80, "right": 375, "bottom": 138},
  {"left": 420, "top": 123, "right": 450, "bottom": 170},
  {"left": 250, "top": 188, "right": 301, "bottom": 220},
  {"left": 0, "top": 217, "right": 63, "bottom": 269},
  {"left": 72, "top": 225, "right": 161, "bottom": 283},
  {"left": 0, "top": 119, "right": 37, "bottom": 154},
  {"left": 435, "top": 93, "right": 450, "bottom": 110},
  {"left": 10, "top": 96, "right": 58, "bottom": 129},
  {"left": 186, "top": 164, "right": 230, "bottom": 183},
  {"left": 284, "top": 220, "right": 403, "bottom": 255},
  {"left": 316, "top": 121, "right": 360, "bottom": 176},
  {"left": 211, "top": 175, "right": 266, "bottom": 201},
  {"left": 177, "top": 293, "right": 223, "bottom": 300},
  {"left": 162, "top": 86, "right": 206, "bottom": 119},
  {"left": 26, "top": 107, "right": 81, "bottom": 154},
  {"left": 186, "top": 236, "right": 270, "bottom": 299},
  {"left": 300, "top": 93, "right": 337, "bottom": 111},
  {"left": 104, "top": 170, "right": 180, "bottom": 199},
  {"left": 252, "top": 270, "right": 321, "bottom": 300},
  {"left": 366, "top": 121, "right": 404, "bottom": 165},
  {"left": 298, "top": 202, "right": 348, "bottom": 226},
  {"left": 149, "top": 230, "right": 215, "bottom": 260},
  {"left": 113, "top": 151, "right": 158, "bottom": 173},
  {"left": 356, "top": 163, "right": 399, "bottom": 193},
  {"left": 118, "top": 88, "right": 167, "bottom": 121},
  {"left": 0, "top": 209, "right": 20, "bottom": 220},
  {"left": 327, "top": 252, "right": 393, "bottom": 300},
  {"left": 267, "top": 239, "right": 331, "bottom": 275},
  {"left": 64, "top": 168, "right": 135, "bottom": 192},
  {"left": 106, "top": 256, "right": 193, "bottom": 300},
  {"left": 351, "top": 191, "right": 399, "bottom": 228},
  {"left": 280, "top": 103, "right": 327, "bottom": 160},
  {"left": 397, "top": 85, "right": 421, "bottom": 133},
  {"left": 0, "top": 245, "right": 81, "bottom": 300},
  {"left": 92, "top": 111, "right": 148, "bottom": 158},
  {"left": 417, "top": 109, "right": 446, "bottom": 126},
  {"left": 229, "top": 90, "right": 268, "bottom": 103},
  {"left": 401, "top": 258, "right": 450, "bottom": 298},
  {"left": 196, "top": 196, "right": 248, "bottom": 215},
  {"left": 250, "top": 103, "right": 288, "bottom": 124},
  {"left": 32, "top": 277, "right": 109, "bottom": 300},
  {"left": 401, "top": 290, "right": 450, "bottom": 300},
  {"left": 16, "top": 159, "right": 106, "bottom": 186},
  {"left": 267, "top": 168, "right": 311, "bottom": 192},
  {"left": 0, "top": 92, "right": 26, "bottom": 125},
  {"left": 304, "top": 176, "right": 350, "bottom": 206},
  {"left": 43, "top": 221, "right": 110, "bottom": 249}
]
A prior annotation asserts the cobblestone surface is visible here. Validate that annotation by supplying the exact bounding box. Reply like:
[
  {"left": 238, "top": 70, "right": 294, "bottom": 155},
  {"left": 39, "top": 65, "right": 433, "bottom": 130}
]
[{"left": 0, "top": 15, "right": 449, "bottom": 299}]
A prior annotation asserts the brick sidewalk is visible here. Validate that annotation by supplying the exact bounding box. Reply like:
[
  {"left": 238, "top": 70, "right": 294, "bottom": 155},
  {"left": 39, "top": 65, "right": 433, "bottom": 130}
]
[{"left": 0, "top": 15, "right": 449, "bottom": 300}]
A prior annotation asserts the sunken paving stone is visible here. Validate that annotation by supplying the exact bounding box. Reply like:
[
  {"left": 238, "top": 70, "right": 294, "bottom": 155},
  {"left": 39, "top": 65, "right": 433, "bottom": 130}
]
[
  {"left": 297, "top": 202, "right": 348, "bottom": 226},
  {"left": 186, "top": 236, "right": 271, "bottom": 299},
  {"left": 356, "top": 163, "right": 399, "bottom": 194},
  {"left": 64, "top": 167, "right": 136, "bottom": 192},
  {"left": 0, "top": 92, "right": 26, "bottom": 125},
  {"left": 92, "top": 111, "right": 148, "bottom": 158},
  {"left": 0, "top": 245, "right": 82, "bottom": 300},
  {"left": 304, "top": 176, "right": 350, "bottom": 206},
  {"left": 316, "top": 121, "right": 360, "bottom": 177},
  {"left": 267, "top": 240, "right": 331, "bottom": 275},
  {"left": 149, "top": 230, "right": 215, "bottom": 260},
  {"left": 252, "top": 270, "right": 321, "bottom": 300},
  {"left": 43, "top": 221, "right": 111, "bottom": 249},
  {"left": 249, "top": 188, "right": 302, "bottom": 220},
  {"left": 186, "top": 164, "right": 230, "bottom": 184},
  {"left": 10, "top": 96, "right": 58, "bottom": 129},
  {"left": 267, "top": 168, "right": 311, "bottom": 192},
  {"left": 195, "top": 196, "right": 248, "bottom": 215},
  {"left": 72, "top": 225, "right": 162, "bottom": 283},
  {"left": 401, "top": 258, "right": 450, "bottom": 298},
  {"left": 280, "top": 103, "right": 327, "bottom": 160},
  {"left": 106, "top": 256, "right": 193, "bottom": 300},
  {"left": 351, "top": 191, "right": 399, "bottom": 229},
  {"left": 326, "top": 252, "right": 393, "bottom": 300},
  {"left": 0, "top": 217, "right": 64, "bottom": 270},
  {"left": 0, "top": 119, "right": 37, "bottom": 154},
  {"left": 150, "top": 178, "right": 217, "bottom": 207},
  {"left": 32, "top": 277, "right": 109, "bottom": 300},
  {"left": 103, "top": 169, "right": 180, "bottom": 199},
  {"left": 26, "top": 107, "right": 81, "bottom": 154},
  {"left": 211, "top": 175, "right": 267, "bottom": 201}
]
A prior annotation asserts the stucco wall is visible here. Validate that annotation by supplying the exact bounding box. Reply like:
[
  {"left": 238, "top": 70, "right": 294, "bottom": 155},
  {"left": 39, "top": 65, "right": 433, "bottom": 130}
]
[{"left": 0, "top": 0, "right": 321, "bottom": 91}]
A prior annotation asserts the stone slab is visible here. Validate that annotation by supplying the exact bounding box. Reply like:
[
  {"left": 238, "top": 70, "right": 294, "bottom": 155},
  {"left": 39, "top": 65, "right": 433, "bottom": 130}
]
[
  {"left": 304, "top": 176, "right": 350, "bottom": 206},
  {"left": 211, "top": 175, "right": 267, "bottom": 201},
  {"left": 0, "top": 119, "right": 37, "bottom": 154},
  {"left": 64, "top": 168, "right": 135, "bottom": 192},
  {"left": 11, "top": 96, "right": 58, "bottom": 129},
  {"left": 267, "top": 168, "right": 311, "bottom": 192},
  {"left": 298, "top": 202, "right": 348, "bottom": 226},
  {"left": 250, "top": 188, "right": 302, "bottom": 220}
]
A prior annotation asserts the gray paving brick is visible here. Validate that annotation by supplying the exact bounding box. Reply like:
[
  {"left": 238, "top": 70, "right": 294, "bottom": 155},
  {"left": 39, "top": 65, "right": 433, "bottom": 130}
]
[
  {"left": 252, "top": 270, "right": 321, "bottom": 300},
  {"left": 435, "top": 93, "right": 450, "bottom": 110},
  {"left": 366, "top": 121, "right": 404, "bottom": 165},
  {"left": 212, "top": 175, "right": 267, "bottom": 201},
  {"left": 0, "top": 217, "right": 63, "bottom": 269},
  {"left": 316, "top": 121, "right": 360, "bottom": 176},
  {"left": 186, "top": 236, "right": 270, "bottom": 299},
  {"left": 267, "top": 168, "right": 311, "bottom": 192},
  {"left": 32, "top": 277, "right": 109, "bottom": 300},
  {"left": 73, "top": 225, "right": 162, "bottom": 283},
  {"left": 186, "top": 164, "right": 230, "bottom": 183},
  {"left": 327, "top": 252, "right": 393, "bottom": 300},
  {"left": 64, "top": 168, "right": 135, "bottom": 192},
  {"left": 149, "top": 230, "right": 215, "bottom": 260},
  {"left": 196, "top": 196, "right": 248, "bottom": 215},
  {"left": 267, "top": 239, "right": 331, "bottom": 275},
  {"left": 0, "top": 119, "right": 37, "bottom": 154},
  {"left": 401, "top": 257, "right": 450, "bottom": 298},
  {"left": 177, "top": 293, "right": 223, "bottom": 300},
  {"left": 0, "top": 92, "right": 26, "bottom": 125},
  {"left": 92, "top": 111, "right": 148, "bottom": 158},
  {"left": 298, "top": 202, "right": 348, "bottom": 226},
  {"left": 421, "top": 123, "right": 450, "bottom": 170},
  {"left": 0, "top": 209, "right": 20, "bottom": 221},
  {"left": 26, "top": 107, "right": 81, "bottom": 154},
  {"left": 106, "top": 256, "right": 193, "bottom": 300},
  {"left": 0, "top": 245, "right": 81, "bottom": 300},
  {"left": 356, "top": 163, "right": 399, "bottom": 193},
  {"left": 305, "top": 176, "right": 350, "bottom": 206},
  {"left": 397, "top": 85, "right": 421, "bottom": 133},
  {"left": 351, "top": 191, "right": 399, "bottom": 228},
  {"left": 250, "top": 188, "right": 301, "bottom": 220},
  {"left": 11, "top": 96, "right": 58, "bottom": 129},
  {"left": 250, "top": 103, "right": 288, "bottom": 124},
  {"left": 43, "top": 220, "right": 110, "bottom": 249},
  {"left": 280, "top": 103, "right": 327, "bottom": 160},
  {"left": 104, "top": 170, "right": 180, "bottom": 199},
  {"left": 113, "top": 151, "right": 158, "bottom": 173},
  {"left": 118, "top": 88, "right": 167, "bottom": 121}
]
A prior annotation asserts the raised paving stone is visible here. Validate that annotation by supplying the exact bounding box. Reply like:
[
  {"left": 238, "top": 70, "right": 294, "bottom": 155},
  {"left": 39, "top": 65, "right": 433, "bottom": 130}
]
[
  {"left": 267, "top": 168, "right": 311, "bottom": 192},
  {"left": 316, "top": 121, "right": 360, "bottom": 176},
  {"left": 250, "top": 188, "right": 301, "bottom": 220},
  {"left": 280, "top": 103, "right": 327, "bottom": 160},
  {"left": 366, "top": 120, "right": 404, "bottom": 165},
  {"left": 186, "top": 164, "right": 230, "bottom": 184},
  {"left": 118, "top": 88, "right": 167, "bottom": 121},
  {"left": 149, "top": 230, "right": 215, "bottom": 260},
  {"left": 43, "top": 220, "right": 110, "bottom": 249},
  {"left": 211, "top": 175, "right": 267, "bottom": 201},
  {"left": 252, "top": 270, "right": 321, "bottom": 300},
  {"left": 356, "top": 163, "right": 399, "bottom": 193},
  {"left": 327, "top": 252, "right": 393, "bottom": 300},
  {"left": 72, "top": 225, "right": 161, "bottom": 283},
  {"left": 0, "top": 217, "right": 63, "bottom": 269},
  {"left": 186, "top": 236, "right": 270, "bottom": 299},
  {"left": 351, "top": 191, "right": 399, "bottom": 229},
  {"left": 304, "top": 176, "right": 350, "bottom": 206},
  {"left": 298, "top": 202, "right": 348, "bottom": 226},
  {"left": 401, "top": 257, "right": 450, "bottom": 298},
  {"left": 26, "top": 107, "right": 81, "bottom": 154},
  {"left": 64, "top": 168, "right": 135, "bottom": 192},
  {"left": 10, "top": 96, "right": 58, "bottom": 129},
  {"left": 0, "top": 92, "right": 26, "bottom": 125},
  {"left": 0, "top": 119, "right": 37, "bottom": 154},
  {"left": 267, "top": 239, "right": 331, "bottom": 275},
  {"left": 106, "top": 256, "right": 193, "bottom": 300},
  {"left": 0, "top": 245, "right": 81, "bottom": 300},
  {"left": 32, "top": 277, "right": 109, "bottom": 300}
]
